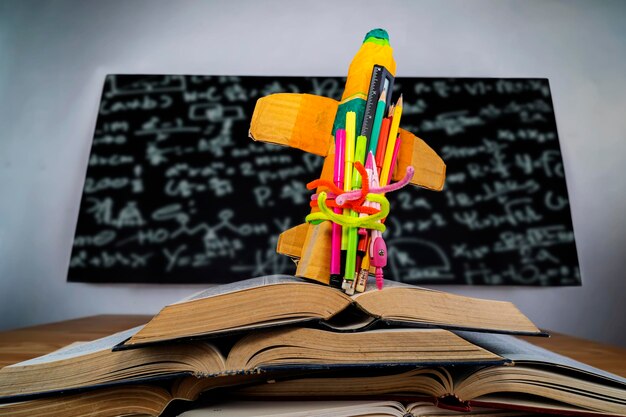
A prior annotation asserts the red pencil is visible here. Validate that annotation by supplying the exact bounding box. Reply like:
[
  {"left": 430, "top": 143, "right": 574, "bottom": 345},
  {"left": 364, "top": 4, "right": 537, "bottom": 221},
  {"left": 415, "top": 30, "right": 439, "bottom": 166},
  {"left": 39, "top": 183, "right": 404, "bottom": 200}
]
[{"left": 374, "top": 117, "right": 391, "bottom": 175}]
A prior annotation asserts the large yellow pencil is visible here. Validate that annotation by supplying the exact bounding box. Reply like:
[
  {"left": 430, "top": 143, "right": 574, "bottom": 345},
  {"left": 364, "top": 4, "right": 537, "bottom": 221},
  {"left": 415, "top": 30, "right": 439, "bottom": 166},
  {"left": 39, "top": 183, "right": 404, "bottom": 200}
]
[
  {"left": 379, "top": 95, "right": 403, "bottom": 186},
  {"left": 341, "top": 111, "right": 356, "bottom": 250}
]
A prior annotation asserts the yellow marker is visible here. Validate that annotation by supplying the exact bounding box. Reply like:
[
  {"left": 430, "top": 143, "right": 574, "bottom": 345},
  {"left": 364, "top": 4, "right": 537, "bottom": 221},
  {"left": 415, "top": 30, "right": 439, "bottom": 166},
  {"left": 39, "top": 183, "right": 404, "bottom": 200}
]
[
  {"left": 380, "top": 95, "right": 403, "bottom": 186},
  {"left": 341, "top": 111, "right": 356, "bottom": 250}
]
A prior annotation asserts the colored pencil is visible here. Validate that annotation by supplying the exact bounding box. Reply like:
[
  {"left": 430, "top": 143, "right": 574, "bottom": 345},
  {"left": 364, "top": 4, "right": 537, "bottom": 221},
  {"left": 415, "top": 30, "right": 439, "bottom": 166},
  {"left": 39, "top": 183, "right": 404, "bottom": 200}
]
[
  {"left": 374, "top": 117, "right": 391, "bottom": 175},
  {"left": 367, "top": 88, "right": 387, "bottom": 156},
  {"left": 380, "top": 95, "right": 403, "bottom": 186}
]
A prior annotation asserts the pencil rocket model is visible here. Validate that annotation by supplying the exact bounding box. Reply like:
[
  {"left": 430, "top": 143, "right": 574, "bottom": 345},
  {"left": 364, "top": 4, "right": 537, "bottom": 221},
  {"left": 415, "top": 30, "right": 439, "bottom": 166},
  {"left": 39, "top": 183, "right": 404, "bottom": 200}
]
[
  {"left": 249, "top": 29, "right": 447, "bottom": 285},
  {"left": 332, "top": 29, "right": 395, "bottom": 135}
]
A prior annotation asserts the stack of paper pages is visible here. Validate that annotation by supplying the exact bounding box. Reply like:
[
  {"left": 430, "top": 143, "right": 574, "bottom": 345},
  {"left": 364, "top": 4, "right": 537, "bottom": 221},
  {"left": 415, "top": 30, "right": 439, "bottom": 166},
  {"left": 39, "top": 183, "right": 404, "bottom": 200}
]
[{"left": 1, "top": 276, "right": 624, "bottom": 416}]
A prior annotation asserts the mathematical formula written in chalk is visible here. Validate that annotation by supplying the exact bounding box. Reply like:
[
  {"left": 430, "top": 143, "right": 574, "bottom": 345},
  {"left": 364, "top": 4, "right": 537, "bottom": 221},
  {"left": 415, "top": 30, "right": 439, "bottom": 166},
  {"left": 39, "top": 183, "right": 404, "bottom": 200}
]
[{"left": 68, "top": 75, "right": 579, "bottom": 285}]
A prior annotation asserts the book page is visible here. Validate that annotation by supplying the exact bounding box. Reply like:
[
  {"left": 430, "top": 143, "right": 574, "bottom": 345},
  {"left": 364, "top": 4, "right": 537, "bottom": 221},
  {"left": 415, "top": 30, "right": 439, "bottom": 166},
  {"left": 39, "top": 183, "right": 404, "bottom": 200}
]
[
  {"left": 174, "top": 275, "right": 310, "bottom": 304},
  {"left": 455, "top": 331, "right": 626, "bottom": 384},
  {"left": 175, "top": 275, "right": 433, "bottom": 305},
  {"left": 8, "top": 326, "right": 143, "bottom": 367},
  {"left": 180, "top": 400, "right": 406, "bottom": 417},
  {"left": 351, "top": 277, "right": 416, "bottom": 299}
]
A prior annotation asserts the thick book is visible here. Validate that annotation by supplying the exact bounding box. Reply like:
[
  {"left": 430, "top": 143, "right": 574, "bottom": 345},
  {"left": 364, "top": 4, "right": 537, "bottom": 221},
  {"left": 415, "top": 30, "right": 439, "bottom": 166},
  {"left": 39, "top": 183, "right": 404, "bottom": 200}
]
[
  {"left": 0, "top": 326, "right": 504, "bottom": 401},
  {"left": 234, "top": 332, "right": 626, "bottom": 416},
  {"left": 179, "top": 400, "right": 530, "bottom": 417},
  {"left": 121, "top": 275, "right": 542, "bottom": 348},
  {"left": 0, "top": 391, "right": 529, "bottom": 417},
  {"left": 0, "top": 378, "right": 249, "bottom": 417},
  {"left": 3, "top": 334, "right": 625, "bottom": 417}
]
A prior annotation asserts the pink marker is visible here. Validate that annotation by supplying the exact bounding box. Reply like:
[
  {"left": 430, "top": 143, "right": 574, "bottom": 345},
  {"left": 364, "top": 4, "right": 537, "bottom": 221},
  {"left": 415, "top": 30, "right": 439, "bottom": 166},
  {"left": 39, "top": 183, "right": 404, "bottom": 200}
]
[{"left": 329, "top": 129, "right": 345, "bottom": 288}]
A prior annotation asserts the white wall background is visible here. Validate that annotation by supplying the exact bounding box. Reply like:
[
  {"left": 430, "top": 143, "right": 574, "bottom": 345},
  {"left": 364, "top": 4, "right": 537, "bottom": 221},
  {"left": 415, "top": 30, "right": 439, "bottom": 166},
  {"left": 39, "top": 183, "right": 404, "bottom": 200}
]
[{"left": 1, "top": 0, "right": 625, "bottom": 347}]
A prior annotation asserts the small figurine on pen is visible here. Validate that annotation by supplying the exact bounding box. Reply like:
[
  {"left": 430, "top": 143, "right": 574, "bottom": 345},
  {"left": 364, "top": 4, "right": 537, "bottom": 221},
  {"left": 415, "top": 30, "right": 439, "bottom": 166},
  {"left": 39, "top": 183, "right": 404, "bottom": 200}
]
[{"left": 249, "top": 29, "right": 447, "bottom": 291}]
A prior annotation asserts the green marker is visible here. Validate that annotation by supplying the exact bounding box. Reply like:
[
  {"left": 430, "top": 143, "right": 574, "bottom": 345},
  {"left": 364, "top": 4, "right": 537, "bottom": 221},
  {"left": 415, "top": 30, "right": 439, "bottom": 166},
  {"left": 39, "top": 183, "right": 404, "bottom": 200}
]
[
  {"left": 351, "top": 135, "right": 368, "bottom": 190},
  {"left": 343, "top": 135, "right": 367, "bottom": 292}
]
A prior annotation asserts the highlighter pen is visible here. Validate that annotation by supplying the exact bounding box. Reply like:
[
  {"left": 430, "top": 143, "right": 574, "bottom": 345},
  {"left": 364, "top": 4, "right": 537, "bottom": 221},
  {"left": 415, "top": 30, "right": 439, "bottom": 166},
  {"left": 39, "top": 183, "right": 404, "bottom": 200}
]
[
  {"left": 367, "top": 88, "right": 387, "bottom": 156},
  {"left": 343, "top": 135, "right": 367, "bottom": 294},
  {"left": 341, "top": 112, "right": 356, "bottom": 278},
  {"left": 329, "top": 130, "right": 346, "bottom": 289}
]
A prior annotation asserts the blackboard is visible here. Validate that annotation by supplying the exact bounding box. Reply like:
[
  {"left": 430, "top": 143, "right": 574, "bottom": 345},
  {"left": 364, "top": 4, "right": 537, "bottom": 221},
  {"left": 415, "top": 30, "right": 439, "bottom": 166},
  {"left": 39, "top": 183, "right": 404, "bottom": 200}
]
[{"left": 68, "top": 75, "right": 580, "bottom": 285}]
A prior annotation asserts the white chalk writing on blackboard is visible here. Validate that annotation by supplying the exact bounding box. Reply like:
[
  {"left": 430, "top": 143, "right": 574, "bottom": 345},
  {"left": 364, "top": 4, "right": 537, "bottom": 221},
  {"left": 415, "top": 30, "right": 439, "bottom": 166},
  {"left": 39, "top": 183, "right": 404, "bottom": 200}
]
[{"left": 68, "top": 76, "right": 579, "bottom": 285}]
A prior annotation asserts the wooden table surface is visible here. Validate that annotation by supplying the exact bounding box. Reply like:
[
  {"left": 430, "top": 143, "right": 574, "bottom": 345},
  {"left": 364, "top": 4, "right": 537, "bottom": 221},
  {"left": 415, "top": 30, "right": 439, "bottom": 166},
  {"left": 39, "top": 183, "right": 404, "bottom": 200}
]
[{"left": 0, "top": 315, "right": 624, "bottom": 377}]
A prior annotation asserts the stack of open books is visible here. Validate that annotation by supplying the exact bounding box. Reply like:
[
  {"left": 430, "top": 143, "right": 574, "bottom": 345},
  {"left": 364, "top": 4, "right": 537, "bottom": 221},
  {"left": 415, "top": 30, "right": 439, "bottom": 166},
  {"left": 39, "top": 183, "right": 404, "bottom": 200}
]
[{"left": 1, "top": 276, "right": 625, "bottom": 416}]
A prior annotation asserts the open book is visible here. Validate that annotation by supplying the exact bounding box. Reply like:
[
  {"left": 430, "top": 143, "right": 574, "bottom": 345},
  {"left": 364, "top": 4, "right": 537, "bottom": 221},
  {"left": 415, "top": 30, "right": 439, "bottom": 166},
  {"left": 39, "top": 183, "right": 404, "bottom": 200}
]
[
  {"left": 235, "top": 332, "right": 626, "bottom": 416},
  {"left": 0, "top": 326, "right": 503, "bottom": 400},
  {"left": 3, "top": 332, "right": 624, "bottom": 416},
  {"left": 180, "top": 400, "right": 529, "bottom": 417},
  {"left": 0, "top": 378, "right": 248, "bottom": 417},
  {"left": 122, "top": 275, "right": 541, "bottom": 348},
  {"left": 0, "top": 393, "right": 530, "bottom": 417}
]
